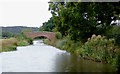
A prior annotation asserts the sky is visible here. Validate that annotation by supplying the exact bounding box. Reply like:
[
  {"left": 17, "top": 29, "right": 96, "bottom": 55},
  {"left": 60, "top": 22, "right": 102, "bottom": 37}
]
[{"left": 0, "top": 0, "right": 52, "bottom": 27}]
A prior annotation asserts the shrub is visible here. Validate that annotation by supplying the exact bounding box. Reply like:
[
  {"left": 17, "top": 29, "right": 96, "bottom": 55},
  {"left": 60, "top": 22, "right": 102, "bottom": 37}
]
[
  {"left": 80, "top": 34, "right": 119, "bottom": 66},
  {"left": 16, "top": 33, "right": 33, "bottom": 45},
  {"left": 55, "top": 32, "right": 62, "bottom": 39}
]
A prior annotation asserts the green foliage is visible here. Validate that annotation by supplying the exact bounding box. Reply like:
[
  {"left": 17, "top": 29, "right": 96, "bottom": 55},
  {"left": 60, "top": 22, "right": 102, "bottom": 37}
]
[
  {"left": 49, "top": 2, "right": 120, "bottom": 42},
  {"left": 81, "top": 34, "right": 119, "bottom": 66},
  {"left": 52, "top": 27, "right": 58, "bottom": 32},
  {"left": 47, "top": 2, "right": 120, "bottom": 70},
  {"left": 17, "top": 40, "right": 29, "bottom": 46},
  {"left": 15, "top": 33, "right": 33, "bottom": 46},
  {"left": 55, "top": 32, "right": 62, "bottom": 39},
  {"left": 104, "top": 26, "right": 120, "bottom": 46},
  {"left": 39, "top": 17, "right": 55, "bottom": 32}
]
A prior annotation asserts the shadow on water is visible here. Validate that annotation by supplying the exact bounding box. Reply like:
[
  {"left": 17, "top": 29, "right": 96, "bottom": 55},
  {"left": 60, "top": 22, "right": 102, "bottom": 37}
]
[{"left": 54, "top": 53, "right": 116, "bottom": 72}]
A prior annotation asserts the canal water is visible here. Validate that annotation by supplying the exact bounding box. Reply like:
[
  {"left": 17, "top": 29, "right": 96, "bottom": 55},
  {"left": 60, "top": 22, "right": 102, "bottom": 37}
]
[{"left": 1, "top": 40, "right": 116, "bottom": 72}]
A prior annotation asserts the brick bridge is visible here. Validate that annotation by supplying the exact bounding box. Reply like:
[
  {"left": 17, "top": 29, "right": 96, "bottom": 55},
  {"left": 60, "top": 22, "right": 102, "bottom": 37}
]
[{"left": 24, "top": 32, "right": 55, "bottom": 41}]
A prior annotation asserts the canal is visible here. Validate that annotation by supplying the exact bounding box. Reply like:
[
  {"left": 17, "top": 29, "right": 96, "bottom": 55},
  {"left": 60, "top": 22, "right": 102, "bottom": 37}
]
[{"left": 1, "top": 40, "right": 116, "bottom": 72}]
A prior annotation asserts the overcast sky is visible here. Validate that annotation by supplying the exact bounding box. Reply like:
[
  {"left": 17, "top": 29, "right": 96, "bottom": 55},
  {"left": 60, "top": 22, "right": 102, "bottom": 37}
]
[{"left": 0, "top": 0, "right": 52, "bottom": 27}]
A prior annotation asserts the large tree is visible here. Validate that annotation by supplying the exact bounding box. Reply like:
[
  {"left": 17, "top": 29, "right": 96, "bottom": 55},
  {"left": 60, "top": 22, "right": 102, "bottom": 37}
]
[{"left": 49, "top": 2, "right": 120, "bottom": 42}]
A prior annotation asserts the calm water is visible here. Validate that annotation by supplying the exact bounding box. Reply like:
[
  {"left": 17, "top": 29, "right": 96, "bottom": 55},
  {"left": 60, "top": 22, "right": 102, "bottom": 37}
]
[{"left": 1, "top": 40, "right": 116, "bottom": 72}]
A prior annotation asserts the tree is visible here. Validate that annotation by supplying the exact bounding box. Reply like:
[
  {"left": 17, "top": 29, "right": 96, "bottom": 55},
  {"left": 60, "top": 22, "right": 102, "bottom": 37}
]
[
  {"left": 49, "top": 2, "right": 120, "bottom": 42},
  {"left": 39, "top": 17, "right": 55, "bottom": 32}
]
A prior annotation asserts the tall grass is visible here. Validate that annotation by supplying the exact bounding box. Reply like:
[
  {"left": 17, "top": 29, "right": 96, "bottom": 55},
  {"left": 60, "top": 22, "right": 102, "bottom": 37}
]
[
  {"left": 0, "top": 33, "right": 33, "bottom": 52},
  {"left": 0, "top": 38, "right": 18, "bottom": 52}
]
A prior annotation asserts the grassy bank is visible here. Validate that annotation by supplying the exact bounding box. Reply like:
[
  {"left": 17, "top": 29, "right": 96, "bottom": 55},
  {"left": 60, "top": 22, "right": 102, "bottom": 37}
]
[
  {"left": 0, "top": 38, "right": 18, "bottom": 52},
  {"left": 0, "top": 34, "right": 33, "bottom": 52},
  {"left": 44, "top": 34, "right": 120, "bottom": 71}
]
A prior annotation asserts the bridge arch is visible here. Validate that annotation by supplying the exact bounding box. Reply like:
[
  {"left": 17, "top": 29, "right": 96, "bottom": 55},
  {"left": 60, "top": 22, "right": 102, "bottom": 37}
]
[
  {"left": 32, "top": 35, "right": 49, "bottom": 40},
  {"left": 33, "top": 35, "right": 47, "bottom": 39}
]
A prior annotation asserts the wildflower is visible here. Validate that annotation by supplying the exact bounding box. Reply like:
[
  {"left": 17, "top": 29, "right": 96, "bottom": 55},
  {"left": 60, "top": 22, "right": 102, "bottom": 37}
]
[{"left": 92, "top": 34, "right": 96, "bottom": 39}]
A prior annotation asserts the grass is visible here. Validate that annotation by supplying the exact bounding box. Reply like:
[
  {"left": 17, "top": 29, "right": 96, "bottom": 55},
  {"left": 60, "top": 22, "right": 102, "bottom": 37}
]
[
  {"left": 0, "top": 34, "right": 33, "bottom": 52},
  {"left": 0, "top": 38, "right": 18, "bottom": 52}
]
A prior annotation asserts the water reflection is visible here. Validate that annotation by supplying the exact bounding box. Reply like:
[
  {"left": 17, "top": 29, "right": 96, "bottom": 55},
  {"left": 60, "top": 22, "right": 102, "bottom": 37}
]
[{"left": 54, "top": 53, "right": 115, "bottom": 72}]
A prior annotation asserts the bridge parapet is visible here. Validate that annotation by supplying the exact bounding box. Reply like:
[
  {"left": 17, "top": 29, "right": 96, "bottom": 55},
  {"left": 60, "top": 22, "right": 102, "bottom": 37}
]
[{"left": 24, "top": 32, "right": 56, "bottom": 41}]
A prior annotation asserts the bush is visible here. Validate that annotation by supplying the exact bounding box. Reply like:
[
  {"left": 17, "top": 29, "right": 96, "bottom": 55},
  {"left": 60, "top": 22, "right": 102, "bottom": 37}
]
[
  {"left": 55, "top": 32, "right": 62, "bottom": 39},
  {"left": 16, "top": 33, "right": 33, "bottom": 45},
  {"left": 81, "top": 34, "right": 119, "bottom": 66}
]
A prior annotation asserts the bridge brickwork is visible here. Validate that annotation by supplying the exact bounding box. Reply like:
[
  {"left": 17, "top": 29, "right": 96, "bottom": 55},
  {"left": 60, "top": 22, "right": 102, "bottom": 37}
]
[{"left": 24, "top": 32, "right": 55, "bottom": 41}]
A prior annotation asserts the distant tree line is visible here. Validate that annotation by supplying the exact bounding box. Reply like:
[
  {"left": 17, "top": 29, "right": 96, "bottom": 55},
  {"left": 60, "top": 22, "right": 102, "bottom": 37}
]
[{"left": 1, "top": 26, "right": 39, "bottom": 34}]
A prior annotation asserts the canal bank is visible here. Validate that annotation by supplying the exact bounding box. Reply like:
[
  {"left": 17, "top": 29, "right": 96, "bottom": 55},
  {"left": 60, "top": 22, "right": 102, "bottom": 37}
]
[
  {"left": 1, "top": 40, "right": 116, "bottom": 72},
  {"left": 43, "top": 34, "right": 120, "bottom": 71},
  {"left": 0, "top": 34, "right": 33, "bottom": 52}
]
